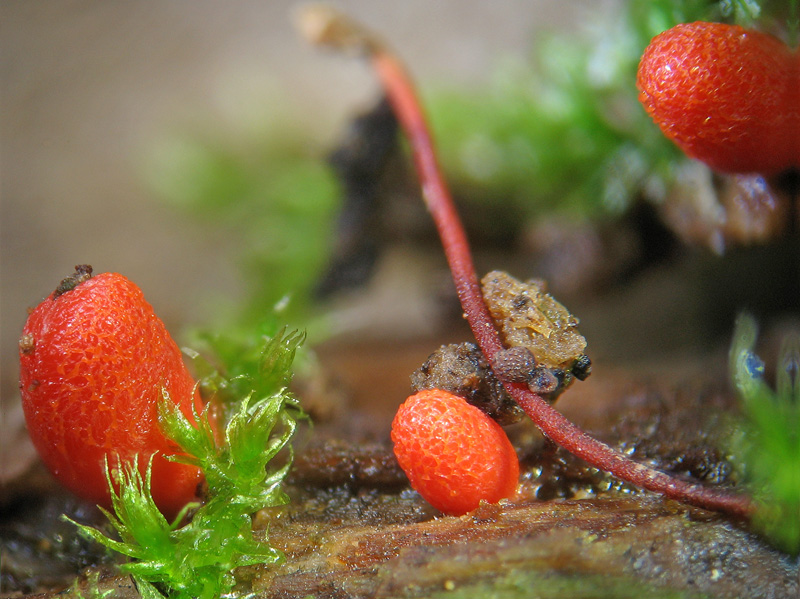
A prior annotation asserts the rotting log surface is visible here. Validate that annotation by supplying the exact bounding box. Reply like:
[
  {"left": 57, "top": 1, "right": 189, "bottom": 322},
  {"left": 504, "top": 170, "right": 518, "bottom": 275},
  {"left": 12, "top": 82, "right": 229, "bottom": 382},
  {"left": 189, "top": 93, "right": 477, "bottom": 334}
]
[
  {"left": 7, "top": 361, "right": 800, "bottom": 599},
  {"left": 253, "top": 494, "right": 796, "bottom": 599}
]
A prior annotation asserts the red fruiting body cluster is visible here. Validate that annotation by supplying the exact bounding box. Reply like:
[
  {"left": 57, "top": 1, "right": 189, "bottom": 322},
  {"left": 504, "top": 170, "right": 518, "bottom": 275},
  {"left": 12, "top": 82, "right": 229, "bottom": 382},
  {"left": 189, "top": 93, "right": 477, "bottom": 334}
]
[
  {"left": 19, "top": 268, "right": 205, "bottom": 518},
  {"left": 637, "top": 21, "right": 799, "bottom": 175},
  {"left": 391, "top": 389, "right": 519, "bottom": 516}
]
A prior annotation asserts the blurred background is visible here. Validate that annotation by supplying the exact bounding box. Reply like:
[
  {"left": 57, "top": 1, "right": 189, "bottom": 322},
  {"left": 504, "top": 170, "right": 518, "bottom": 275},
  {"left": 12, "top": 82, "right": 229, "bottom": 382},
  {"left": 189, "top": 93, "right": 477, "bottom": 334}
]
[
  {"left": 5, "top": 4, "right": 800, "bottom": 593},
  {"left": 2, "top": 0, "right": 613, "bottom": 470},
  {"left": 6, "top": 0, "right": 796, "bottom": 480}
]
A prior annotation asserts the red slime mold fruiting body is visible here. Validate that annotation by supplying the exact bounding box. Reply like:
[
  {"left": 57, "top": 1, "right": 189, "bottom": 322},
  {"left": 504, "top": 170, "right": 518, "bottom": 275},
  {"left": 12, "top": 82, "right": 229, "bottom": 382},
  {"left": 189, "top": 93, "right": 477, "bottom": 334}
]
[
  {"left": 391, "top": 389, "right": 519, "bottom": 515},
  {"left": 19, "top": 268, "right": 205, "bottom": 518},
  {"left": 637, "top": 21, "right": 799, "bottom": 175}
]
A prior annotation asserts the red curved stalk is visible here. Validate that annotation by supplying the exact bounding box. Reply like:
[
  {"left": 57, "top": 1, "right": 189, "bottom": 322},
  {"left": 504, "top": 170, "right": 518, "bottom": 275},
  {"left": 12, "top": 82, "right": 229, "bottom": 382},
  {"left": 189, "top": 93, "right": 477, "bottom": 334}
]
[{"left": 300, "top": 7, "right": 755, "bottom": 519}]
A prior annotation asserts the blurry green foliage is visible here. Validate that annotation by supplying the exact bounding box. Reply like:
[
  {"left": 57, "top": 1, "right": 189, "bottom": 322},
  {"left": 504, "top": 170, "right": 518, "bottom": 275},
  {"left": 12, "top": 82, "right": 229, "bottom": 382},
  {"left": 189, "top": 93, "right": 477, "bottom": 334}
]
[
  {"left": 141, "top": 0, "right": 787, "bottom": 333},
  {"left": 144, "top": 119, "right": 339, "bottom": 331},
  {"left": 729, "top": 314, "right": 800, "bottom": 555},
  {"left": 426, "top": 0, "right": 773, "bottom": 221}
]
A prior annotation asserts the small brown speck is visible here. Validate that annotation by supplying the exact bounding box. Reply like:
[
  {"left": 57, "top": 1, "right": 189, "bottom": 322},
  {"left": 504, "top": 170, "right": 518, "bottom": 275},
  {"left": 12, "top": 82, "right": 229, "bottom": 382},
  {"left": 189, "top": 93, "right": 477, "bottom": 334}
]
[
  {"left": 19, "top": 333, "right": 35, "bottom": 354},
  {"left": 53, "top": 264, "right": 93, "bottom": 298}
]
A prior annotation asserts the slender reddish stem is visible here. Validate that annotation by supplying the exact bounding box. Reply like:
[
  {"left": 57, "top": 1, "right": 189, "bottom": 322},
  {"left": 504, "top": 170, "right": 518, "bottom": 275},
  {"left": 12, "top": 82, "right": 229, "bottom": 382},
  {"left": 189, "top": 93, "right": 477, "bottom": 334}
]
[
  {"left": 371, "top": 54, "right": 504, "bottom": 358},
  {"left": 299, "top": 7, "right": 755, "bottom": 519},
  {"left": 369, "top": 51, "right": 755, "bottom": 520}
]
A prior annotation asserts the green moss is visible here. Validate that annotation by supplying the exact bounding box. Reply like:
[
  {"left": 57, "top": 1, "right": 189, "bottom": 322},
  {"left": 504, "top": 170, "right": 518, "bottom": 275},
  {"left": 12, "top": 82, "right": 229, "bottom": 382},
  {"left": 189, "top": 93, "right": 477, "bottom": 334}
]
[
  {"left": 729, "top": 314, "right": 800, "bottom": 555},
  {"left": 66, "top": 327, "right": 308, "bottom": 598}
]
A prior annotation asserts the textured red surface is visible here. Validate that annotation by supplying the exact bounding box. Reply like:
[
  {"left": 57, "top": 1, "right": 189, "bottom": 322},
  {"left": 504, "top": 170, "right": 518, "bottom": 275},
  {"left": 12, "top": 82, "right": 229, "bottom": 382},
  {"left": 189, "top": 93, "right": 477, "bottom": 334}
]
[
  {"left": 637, "top": 21, "right": 799, "bottom": 175},
  {"left": 391, "top": 389, "right": 519, "bottom": 516},
  {"left": 19, "top": 272, "right": 204, "bottom": 518}
]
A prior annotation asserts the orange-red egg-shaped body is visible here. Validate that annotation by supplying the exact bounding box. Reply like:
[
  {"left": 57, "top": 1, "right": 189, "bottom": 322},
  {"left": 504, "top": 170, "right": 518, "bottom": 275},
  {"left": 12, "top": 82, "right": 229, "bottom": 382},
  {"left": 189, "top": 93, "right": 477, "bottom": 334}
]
[
  {"left": 391, "top": 389, "right": 519, "bottom": 516},
  {"left": 19, "top": 269, "right": 204, "bottom": 518},
  {"left": 637, "top": 21, "right": 799, "bottom": 175}
]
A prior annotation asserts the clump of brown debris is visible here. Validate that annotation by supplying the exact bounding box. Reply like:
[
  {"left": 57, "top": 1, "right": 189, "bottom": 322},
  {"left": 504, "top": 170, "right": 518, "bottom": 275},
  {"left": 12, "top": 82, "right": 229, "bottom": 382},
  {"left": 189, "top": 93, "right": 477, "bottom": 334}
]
[
  {"left": 481, "top": 270, "right": 590, "bottom": 378},
  {"left": 411, "top": 342, "right": 524, "bottom": 425},
  {"left": 412, "top": 270, "right": 591, "bottom": 422}
]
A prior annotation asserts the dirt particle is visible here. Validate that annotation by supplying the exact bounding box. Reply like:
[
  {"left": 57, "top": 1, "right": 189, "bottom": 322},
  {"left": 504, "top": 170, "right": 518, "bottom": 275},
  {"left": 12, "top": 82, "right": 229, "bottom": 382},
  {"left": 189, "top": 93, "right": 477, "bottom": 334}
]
[
  {"left": 53, "top": 264, "right": 93, "bottom": 299},
  {"left": 411, "top": 342, "right": 524, "bottom": 425},
  {"left": 19, "top": 333, "right": 35, "bottom": 354}
]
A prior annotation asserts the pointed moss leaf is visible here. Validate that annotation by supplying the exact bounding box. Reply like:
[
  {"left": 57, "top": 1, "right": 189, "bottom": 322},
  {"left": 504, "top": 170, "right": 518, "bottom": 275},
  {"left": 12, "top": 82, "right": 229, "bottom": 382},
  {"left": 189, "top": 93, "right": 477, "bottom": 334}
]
[
  {"left": 158, "top": 391, "right": 217, "bottom": 470},
  {"left": 64, "top": 513, "right": 138, "bottom": 560},
  {"left": 131, "top": 578, "right": 168, "bottom": 599},
  {"left": 227, "top": 395, "right": 279, "bottom": 476},
  {"left": 248, "top": 459, "right": 293, "bottom": 511},
  {"left": 181, "top": 506, "right": 283, "bottom": 569},
  {"left": 218, "top": 399, "right": 298, "bottom": 515},
  {"left": 111, "top": 463, "right": 176, "bottom": 550},
  {"left": 257, "top": 327, "right": 306, "bottom": 393},
  {"left": 66, "top": 458, "right": 179, "bottom": 567}
]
